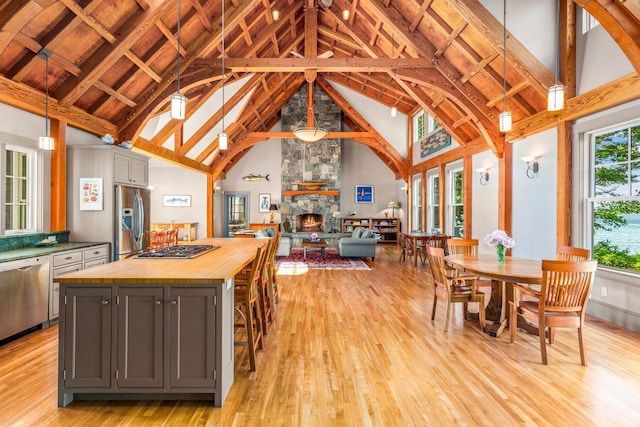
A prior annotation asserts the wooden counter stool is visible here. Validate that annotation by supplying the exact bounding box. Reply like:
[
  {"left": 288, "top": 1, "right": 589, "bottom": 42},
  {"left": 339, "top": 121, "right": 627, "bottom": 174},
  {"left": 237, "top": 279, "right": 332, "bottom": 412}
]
[{"left": 234, "top": 246, "right": 267, "bottom": 371}]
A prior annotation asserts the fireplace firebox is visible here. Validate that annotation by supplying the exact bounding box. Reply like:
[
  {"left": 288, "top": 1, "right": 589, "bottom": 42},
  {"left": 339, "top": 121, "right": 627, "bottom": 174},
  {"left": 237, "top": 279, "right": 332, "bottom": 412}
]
[{"left": 296, "top": 214, "right": 324, "bottom": 232}]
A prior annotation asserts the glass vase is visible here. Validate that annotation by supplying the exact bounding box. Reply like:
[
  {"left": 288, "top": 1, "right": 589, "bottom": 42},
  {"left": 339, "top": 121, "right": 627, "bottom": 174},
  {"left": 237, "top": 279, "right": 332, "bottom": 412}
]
[{"left": 496, "top": 244, "right": 506, "bottom": 263}]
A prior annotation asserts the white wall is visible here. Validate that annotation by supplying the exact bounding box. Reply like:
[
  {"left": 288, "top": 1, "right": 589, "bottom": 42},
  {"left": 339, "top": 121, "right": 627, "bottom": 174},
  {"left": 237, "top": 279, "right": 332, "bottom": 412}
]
[
  {"left": 511, "top": 128, "right": 558, "bottom": 260},
  {"left": 222, "top": 134, "right": 283, "bottom": 224},
  {"left": 148, "top": 165, "right": 208, "bottom": 240},
  {"left": 472, "top": 151, "right": 499, "bottom": 254}
]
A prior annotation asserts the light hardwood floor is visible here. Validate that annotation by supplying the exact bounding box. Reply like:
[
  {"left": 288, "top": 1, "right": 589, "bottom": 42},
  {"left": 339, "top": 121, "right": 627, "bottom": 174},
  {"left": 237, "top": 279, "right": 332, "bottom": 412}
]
[{"left": 2, "top": 244, "right": 640, "bottom": 426}]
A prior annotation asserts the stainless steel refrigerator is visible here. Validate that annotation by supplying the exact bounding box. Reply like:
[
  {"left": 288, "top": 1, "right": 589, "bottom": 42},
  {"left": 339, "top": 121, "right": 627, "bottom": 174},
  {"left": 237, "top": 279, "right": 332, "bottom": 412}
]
[{"left": 113, "top": 185, "right": 150, "bottom": 260}]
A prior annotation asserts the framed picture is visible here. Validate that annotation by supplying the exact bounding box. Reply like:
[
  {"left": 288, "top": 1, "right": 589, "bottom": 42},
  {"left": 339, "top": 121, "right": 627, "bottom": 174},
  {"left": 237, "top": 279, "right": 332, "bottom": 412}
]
[
  {"left": 163, "top": 195, "right": 191, "bottom": 207},
  {"left": 79, "top": 178, "right": 103, "bottom": 211},
  {"left": 355, "top": 185, "right": 374, "bottom": 204},
  {"left": 258, "top": 193, "right": 271, "bottom": 212}
]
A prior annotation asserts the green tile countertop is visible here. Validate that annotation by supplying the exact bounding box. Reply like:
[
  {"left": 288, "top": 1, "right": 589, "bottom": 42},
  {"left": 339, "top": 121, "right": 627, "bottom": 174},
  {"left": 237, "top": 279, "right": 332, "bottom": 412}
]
[{"left": 0, "top": 242, "right": 109, "bottom": 263}]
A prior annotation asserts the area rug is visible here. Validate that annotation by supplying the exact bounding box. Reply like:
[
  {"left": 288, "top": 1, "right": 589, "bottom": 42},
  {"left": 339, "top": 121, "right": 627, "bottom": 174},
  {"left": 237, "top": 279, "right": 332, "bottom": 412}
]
[{"left": 276, "top": 248, "right": 371, "bottom": 271}]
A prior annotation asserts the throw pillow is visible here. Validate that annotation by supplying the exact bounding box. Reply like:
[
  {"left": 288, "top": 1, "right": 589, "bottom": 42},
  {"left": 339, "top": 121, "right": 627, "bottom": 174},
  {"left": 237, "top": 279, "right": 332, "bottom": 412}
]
[
  {"left": 361, "top": 229, "right": 374, "bottom": 238},
  {"left": 255, "top": 229, "right": 269, "bottom": 238},
  {"left": 265, "top": 226, "right": 276, "bottom": 237},
  {"left": 352, "top": 227, "right": 365, "bottom": 238}
]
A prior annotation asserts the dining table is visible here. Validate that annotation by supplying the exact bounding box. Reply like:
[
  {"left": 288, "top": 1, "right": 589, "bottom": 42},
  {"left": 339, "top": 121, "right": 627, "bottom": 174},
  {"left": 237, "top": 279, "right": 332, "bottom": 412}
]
[{"left": 445, "top": 253, "right": 543, "bottom": 337}]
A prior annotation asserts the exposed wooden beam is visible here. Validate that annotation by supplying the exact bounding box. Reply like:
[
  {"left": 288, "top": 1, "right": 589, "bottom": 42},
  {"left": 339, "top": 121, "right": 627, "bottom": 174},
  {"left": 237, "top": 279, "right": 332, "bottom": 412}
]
[
  {"left": 133, "top": 137, "right": 213, "bottom": 174},
  {"left": 506, "top": 73, "right": 640, "bottom": 142},
  {"left": 193, "top": 57, "right": 437, "bottom": 72},
  {"left": 0, "top": 75, "right": 117, "bottom": 136}
]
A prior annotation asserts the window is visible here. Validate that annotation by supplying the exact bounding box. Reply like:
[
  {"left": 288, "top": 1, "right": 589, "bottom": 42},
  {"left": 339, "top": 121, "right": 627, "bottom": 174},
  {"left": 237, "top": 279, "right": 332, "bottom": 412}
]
[
  {"left": 1, "top": 144, "right": 38, "bottom": 234},
  {"left": 429, "top": 174, "right": 440, "bottom": 232},
  {"left": 412, "top": 174, "right": 421, "bottom": 231},
  {"left": 588, "top": 122, "right": 640, "bottom": 272},
  {"left": 413, "top": 111, "right": 425, "bottom": 142},
  {"left": 449, "top": 168, "right": 464, "bottom": 238},
  {"left": 581, "top": 9, "right": 600, "bottom": 35},
  {"left": 427, "top": 115, "right": 441, "bottom": 133}
]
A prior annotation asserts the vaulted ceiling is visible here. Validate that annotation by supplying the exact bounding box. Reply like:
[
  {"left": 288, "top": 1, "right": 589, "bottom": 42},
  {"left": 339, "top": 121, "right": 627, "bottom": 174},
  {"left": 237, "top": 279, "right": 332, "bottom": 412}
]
[{"left": 1, "top": 0, "right": 639, "bottom": 182}]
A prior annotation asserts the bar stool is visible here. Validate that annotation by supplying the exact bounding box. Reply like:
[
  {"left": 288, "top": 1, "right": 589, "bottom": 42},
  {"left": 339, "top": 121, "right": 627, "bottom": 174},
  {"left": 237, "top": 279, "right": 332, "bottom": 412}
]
[{"left": 234, "top": 246, "right": 267, "bottom": 371}]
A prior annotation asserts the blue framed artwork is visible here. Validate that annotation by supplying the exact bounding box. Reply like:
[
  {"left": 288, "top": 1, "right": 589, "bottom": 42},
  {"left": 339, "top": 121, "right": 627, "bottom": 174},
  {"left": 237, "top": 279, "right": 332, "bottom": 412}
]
[{"left": 355, "top": 185, "right": 374, "bottom": 203}]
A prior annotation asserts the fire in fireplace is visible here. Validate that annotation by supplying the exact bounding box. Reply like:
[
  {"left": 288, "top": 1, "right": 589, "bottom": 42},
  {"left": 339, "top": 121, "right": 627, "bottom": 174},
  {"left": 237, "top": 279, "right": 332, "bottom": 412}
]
[{"left": 296, "top": 214, "right": 324, "bottom": 232}]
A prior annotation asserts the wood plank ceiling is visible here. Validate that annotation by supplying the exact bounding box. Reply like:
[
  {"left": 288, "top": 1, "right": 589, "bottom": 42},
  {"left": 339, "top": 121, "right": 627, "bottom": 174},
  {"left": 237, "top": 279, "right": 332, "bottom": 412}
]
[{"left": 0, "top": 0, "right": 639, "bottom": 181}]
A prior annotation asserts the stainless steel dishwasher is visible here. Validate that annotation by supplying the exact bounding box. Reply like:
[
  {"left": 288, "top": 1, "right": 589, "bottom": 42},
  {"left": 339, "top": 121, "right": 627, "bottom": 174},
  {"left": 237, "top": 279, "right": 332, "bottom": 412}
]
[{"left": 0, "top": 256, "right": 50, "bottom": 341}]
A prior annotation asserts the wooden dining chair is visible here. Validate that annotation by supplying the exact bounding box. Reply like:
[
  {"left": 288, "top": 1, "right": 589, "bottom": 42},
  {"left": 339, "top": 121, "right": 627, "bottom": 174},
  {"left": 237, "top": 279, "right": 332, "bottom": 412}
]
[
  {"left": 234, "top": 246, "right": 267, "bottom": 371},
  {"left": 166, "top": 227, "right": 179, "bottom": 246},
  {"left": 399, "top": 233, "right": 416, "bottom": 264},
  {"left": 426, "top": 246, "right": 485, "bottom": 333},
  {"left": 257, "top": 235, "right": 278, "bottom": 335},
  {"left": 556, "top": 245, "right": 590, "bottom": 261},
  {"left": 509, "top": 259, "right": 598, "bottom": 365},
  {"left": 447, "top": 238, "right": 479, "bottom": 255}
]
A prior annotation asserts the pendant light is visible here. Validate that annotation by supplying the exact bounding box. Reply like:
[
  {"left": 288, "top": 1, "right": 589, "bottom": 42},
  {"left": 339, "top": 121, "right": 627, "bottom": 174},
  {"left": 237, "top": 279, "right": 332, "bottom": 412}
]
[
  {"left": 499, "top": 0, "right": 512, "bottom": 133},
  {"left": 218, "top": 0, "right": 228, "bottom": 150},
  {"left": 170, "top": 0, "right": 186, "bottom": 120},
  {"left": 547, "top": 0, "right": 565, "bottom": 111},
  {"left": 38, "top": 48, "right": 54, "bottom": 151}
]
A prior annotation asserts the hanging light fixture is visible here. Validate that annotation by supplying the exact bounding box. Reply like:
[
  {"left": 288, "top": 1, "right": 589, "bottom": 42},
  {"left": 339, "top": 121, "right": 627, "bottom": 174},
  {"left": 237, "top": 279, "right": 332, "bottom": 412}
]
[
  {"left": 218, "top": 0, "right": 228, "bottom": 150},
  {"left": 390, "top": 106, "right": 397, "bottom": 117},
  {"left": 499, "top": 0, "right": 512, "bottom": 132},
  {"left": 272, "top": 10, "right": 280, "bottom": 21},
  {"left": 170, "top": 0, "right": 186, "bottom": 120},
  {"left": 293, "top": 107, "right": 328, "bottom": 142},
  {"left": 37, "top": 48, "right": 54, "bottom": 151},
  {"left": 547, "top": 0, "right": 565, "bottom": 111}
]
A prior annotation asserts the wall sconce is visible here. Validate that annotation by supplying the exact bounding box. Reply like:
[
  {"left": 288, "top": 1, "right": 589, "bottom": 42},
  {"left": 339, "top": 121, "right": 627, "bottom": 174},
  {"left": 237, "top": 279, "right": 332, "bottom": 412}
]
[
  {"left": 521, "top": 156, "right": 539, "bottom": 178},
  {"left": 476, "top": 168, "right": 489, "bottom": 186}
]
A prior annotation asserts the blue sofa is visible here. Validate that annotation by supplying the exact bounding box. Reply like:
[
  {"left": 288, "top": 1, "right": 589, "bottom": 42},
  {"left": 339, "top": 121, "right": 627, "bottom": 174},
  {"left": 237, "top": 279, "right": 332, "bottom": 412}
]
[{"left": 337, "top": 227, "right": 377, "bottom": 261}]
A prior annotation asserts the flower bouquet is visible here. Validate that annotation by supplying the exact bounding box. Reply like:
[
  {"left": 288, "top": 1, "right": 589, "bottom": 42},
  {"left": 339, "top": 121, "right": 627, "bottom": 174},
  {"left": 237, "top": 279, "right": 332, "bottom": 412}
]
[
  {"left": 310, "top": 232, "right": 319, "bottom": 242},
  {"left": 484, "top": 230, "right": 515, "bottom": 263}
]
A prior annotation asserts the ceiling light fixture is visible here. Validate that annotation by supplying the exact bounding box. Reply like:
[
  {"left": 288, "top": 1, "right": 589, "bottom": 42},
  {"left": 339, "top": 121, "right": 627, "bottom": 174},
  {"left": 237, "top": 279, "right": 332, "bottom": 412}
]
[
  {"left": 272, "top": 10, "right": 280, "bottom": 21},
  {"left": 218, "top": 0, "right": 228, "bottom": 150},
  {"left": 37, "top": 48, "right": 54, "bottom": 151},
  {"left": 342, "top": 10, "right": 350, "bottom": 20},
  {"left": 170, "top": 0, "right": 186, "bottom": 120},
  {"left": 293, "top": 107, "right": 328, "bottom": 142},
  {"left": 548, "top": 0, "right": 565, "bottom": 111},
  {"left": 499, "top": 0, "right": 512, "bottom": 132}
]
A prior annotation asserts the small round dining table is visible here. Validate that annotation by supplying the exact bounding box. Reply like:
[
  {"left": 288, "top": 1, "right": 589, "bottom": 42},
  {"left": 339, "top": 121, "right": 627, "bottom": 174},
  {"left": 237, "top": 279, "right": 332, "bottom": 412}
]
[{"left": 445, "top": 253, "right": 543, "bottom": 337}]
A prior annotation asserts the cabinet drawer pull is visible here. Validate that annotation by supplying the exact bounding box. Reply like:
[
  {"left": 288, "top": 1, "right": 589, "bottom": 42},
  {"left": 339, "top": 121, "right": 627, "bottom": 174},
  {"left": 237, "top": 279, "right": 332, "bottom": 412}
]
[
  {"left": 155, "top": 300, "right": 162, "bottom": 305},
  {"left": 170, "top": 300, "right": 177, "bottom": 305},
  {"left": 64, "top": 256, "right": 73, "bottom": 260},
  {"left": 101, "top": 300, "right": 110, "bottom": 305}
]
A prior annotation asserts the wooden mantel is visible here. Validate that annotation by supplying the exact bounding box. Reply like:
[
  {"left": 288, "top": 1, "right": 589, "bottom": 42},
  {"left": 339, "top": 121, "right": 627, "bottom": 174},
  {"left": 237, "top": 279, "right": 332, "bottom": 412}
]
[{"left": 282, "top": 190, "right": 339, "bottom": 197}]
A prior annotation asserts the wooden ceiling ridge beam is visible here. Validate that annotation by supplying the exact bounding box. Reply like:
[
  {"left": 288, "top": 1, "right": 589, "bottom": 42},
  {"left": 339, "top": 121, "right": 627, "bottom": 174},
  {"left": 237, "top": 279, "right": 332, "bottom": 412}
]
[
  {"left": 315, "top": 75, "right": 409, "bottom": 179},
  {"left": 54, "top": 0, "right": 176, "bottom": 107},
  {"left": 118, "top": 0, "right": 262, "bottom": 142},
  {"left": 573, "top": 0, "right": 640, "bottom": 73},
  {"left": 506, "top": 72, "right": 640, "bottom": 142},
  {"left": 447, "top": 0, "right": 554, "bottom": 96}
]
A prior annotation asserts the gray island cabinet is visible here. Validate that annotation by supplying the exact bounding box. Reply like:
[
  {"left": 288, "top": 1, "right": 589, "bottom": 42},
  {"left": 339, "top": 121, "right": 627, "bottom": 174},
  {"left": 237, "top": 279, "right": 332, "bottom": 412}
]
[{"left": 55, "top": 238, "right": 265, "bottom": 407}]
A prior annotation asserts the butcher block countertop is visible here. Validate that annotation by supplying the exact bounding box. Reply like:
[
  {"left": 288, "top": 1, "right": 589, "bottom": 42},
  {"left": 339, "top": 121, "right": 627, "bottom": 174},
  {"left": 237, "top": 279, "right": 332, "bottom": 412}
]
[{"left": 54, "top": 238, "right": 266, "bottom": 286}]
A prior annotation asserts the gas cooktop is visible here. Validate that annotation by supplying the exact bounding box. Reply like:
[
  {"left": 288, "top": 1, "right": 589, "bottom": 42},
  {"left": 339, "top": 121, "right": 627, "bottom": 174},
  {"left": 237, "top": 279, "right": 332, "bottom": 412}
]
[{"left": 136, "top": 244, "right": 219, "bottom": 259}]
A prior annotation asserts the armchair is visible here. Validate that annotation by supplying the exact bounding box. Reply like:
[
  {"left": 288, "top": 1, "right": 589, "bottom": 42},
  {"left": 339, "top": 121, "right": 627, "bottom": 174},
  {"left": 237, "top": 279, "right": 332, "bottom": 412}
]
[{"left": 337, "top": 227, "right": 377, "bottom": 261}]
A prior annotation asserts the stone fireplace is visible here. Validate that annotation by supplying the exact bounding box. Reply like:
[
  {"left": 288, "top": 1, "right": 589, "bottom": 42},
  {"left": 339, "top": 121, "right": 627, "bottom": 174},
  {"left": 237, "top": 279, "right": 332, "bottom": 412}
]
[
  {"left": 280, "top": 84, "right": 342, "bottom": 233},
  {"left": 296, "top": 213, "right": 324, "bottom": 232}
]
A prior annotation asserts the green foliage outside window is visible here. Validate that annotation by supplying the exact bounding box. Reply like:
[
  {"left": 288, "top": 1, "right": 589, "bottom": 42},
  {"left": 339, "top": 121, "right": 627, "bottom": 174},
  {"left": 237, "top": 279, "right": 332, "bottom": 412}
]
[{"left": 592, "top": 124, "right": 640, "bottom": 272}]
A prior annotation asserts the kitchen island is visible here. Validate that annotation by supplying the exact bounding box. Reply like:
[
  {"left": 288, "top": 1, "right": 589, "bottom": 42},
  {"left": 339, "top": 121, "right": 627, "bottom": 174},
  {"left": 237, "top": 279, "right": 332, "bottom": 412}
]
[{"left": 54, "top": 237, "right": 265, "bottom": 408}]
